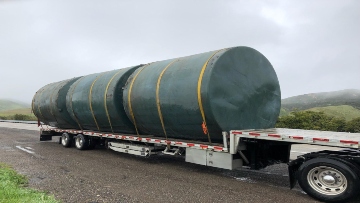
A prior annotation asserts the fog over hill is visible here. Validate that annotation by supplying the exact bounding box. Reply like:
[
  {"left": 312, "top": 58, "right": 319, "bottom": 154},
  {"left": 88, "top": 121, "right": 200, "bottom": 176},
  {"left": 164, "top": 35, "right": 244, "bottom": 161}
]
[
  {"left": 0, "top": 99, "right": 30, "bottom": 112},
  {"left": 282, "top": 89, "right": 360, "bottom": 110}
]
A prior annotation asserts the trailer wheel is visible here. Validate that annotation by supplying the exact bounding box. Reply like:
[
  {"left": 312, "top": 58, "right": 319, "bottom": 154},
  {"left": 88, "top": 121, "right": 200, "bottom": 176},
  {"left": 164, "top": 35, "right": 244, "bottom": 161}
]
[
  {"left": 87, "top": 137, "right": 96, "bottom": 150},
  {"left": 298, "top": 158, "right": 360, "bottom": 203},
  {"left": 61, "top": 133, "right": 73, "bottom": 148},
  {"left": 75, "top": 134, "right": 89, "bottom": 150},
  {"left": 104, "top": 139, "right": 111, "bottom": 149}
]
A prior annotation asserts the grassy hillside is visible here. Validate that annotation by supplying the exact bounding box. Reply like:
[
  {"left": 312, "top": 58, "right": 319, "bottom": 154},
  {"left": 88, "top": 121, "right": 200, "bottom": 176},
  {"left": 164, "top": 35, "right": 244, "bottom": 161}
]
[
  {"left": 0, "top": 107, "right": 36, "bottom": 121},
  {"left": 0, "top": 99, "right": 29, "bottom": 111},
  {"left": 0, "top": 108, "right": 33, "bottom": 116},
  {"left": 282, "top": 89, "right": 360, "bottom": 110},
  {"left": 307, "top": 105, "right": 360, "bottom": 121},
  {"left": 0, "top": 100, "right": 35, "bottom": 121}
]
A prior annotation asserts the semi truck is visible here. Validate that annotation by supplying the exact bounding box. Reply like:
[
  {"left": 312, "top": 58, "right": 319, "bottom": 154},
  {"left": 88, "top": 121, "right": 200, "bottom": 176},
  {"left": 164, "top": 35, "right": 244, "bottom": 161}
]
[{"left": 33, "top": 46, "right": 360, "bottom": 202}]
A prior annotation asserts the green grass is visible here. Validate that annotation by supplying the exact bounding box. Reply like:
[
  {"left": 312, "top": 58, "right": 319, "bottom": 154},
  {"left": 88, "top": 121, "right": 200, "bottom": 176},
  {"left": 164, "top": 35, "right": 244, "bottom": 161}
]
[
  {"left": 0, "top": 100, "right": 35, "bottom": 121},
  {"left": 307, "top": 105, "right": 360, "bottom": 121},
  {"left": 0, "top": 108, "right": 33, "bottom": 116},
  {"left": 0, "top": 163, "right": 58, "bottom": 203}
]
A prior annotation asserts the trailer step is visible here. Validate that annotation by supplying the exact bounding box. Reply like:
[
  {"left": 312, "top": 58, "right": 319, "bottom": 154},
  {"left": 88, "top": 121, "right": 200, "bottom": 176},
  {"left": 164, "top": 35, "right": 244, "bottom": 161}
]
[{"left": 109, "top": 142, "right": 156, "bottom": 157}]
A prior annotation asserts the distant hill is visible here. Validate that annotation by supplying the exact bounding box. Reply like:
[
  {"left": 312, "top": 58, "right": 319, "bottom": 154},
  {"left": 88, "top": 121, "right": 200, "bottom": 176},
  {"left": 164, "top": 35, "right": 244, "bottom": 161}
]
[
  {"left": 307, "top": 105, "right": 360, "bottom": 121},
  {"left": 0, "top": 99, "right": 29, "bottom": 112},
  {"left": 282, "top": 89, "right": 360, "bottom": 110}
]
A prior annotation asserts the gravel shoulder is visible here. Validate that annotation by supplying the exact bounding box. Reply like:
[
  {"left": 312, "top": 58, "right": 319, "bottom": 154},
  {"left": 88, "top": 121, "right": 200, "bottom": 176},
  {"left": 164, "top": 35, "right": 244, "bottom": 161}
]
[{"left": 0, "top": 126, "right": 324, "bottom": 203}]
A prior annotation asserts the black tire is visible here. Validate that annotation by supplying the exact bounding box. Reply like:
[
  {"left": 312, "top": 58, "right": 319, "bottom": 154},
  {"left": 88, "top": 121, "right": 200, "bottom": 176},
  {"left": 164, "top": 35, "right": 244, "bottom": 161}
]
[
  {"left": 298, "top": 158, "right": 360, "bottom": 203},
  {"left": 61, "top": 133, "right": 73, "bottom": 148},
  {"left": 104, "top": 139, "right": 110, "bottom": 149},
  {"left": 75, "top": 134, "right": 89, "bottom": 150}
]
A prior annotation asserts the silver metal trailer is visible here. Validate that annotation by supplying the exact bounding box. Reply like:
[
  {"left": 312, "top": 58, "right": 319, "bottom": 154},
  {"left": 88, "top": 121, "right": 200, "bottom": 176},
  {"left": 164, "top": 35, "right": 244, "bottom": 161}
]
[{"left": 40, "top": 127, "right": 360, "bottom": 203}]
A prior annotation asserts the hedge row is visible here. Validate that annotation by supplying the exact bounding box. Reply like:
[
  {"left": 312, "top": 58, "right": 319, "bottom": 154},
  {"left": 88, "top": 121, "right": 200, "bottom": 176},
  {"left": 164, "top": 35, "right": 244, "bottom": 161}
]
[{"left": 276, "top": 111, "right": 360, "bottom": 133}]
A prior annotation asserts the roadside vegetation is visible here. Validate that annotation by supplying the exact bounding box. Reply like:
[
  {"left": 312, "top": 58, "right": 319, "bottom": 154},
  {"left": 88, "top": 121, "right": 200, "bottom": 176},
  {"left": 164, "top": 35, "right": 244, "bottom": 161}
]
[
  {"left": 0, "top": 113, "right": 37, "bottom": 121},
  {"left": 280, "top": 105, "right": 360, "bottom": 122},
  {"left": 276, "top": 111, "right": 360, "bottom": 133},
  {"left": 0, "top": 163, "right": 58, "bottom": 203}
]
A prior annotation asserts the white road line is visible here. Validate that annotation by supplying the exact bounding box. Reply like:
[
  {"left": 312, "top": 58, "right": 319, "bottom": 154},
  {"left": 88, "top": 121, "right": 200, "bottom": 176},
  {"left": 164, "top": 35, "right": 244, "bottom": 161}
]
[
  {"left": 16, "top": 146, "right": 35, "bottom": 154},
  {"left": 25, "top": 147, "right": 34, "bottom": 150}
]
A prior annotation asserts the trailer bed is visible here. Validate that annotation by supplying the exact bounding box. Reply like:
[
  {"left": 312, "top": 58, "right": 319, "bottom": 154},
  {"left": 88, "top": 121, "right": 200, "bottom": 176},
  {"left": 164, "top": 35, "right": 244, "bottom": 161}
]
[
  {"left": 231, "top": 128, "right": 360, "bottom": 148},
  {"left": 42, "top": 127, "right": 360, "bottom": 151}
]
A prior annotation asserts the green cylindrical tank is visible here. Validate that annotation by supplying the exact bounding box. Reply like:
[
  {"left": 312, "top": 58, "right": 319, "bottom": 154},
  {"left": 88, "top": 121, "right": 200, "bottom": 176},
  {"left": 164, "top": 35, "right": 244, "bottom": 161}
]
[
  {"left": 32, "top": 78, "right": 80, "bottom": 128},
  {"left": 65, "top": 66, "right": 140, "bottom": 133},
  {"left": 123, "top": 46, "right": 281, "bottom": 142}
]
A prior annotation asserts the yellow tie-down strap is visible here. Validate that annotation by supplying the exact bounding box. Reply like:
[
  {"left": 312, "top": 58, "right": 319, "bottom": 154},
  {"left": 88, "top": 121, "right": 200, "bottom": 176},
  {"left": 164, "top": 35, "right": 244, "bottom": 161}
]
[{"left": 197, "top": 49, "right": 224, "bottom": 144}]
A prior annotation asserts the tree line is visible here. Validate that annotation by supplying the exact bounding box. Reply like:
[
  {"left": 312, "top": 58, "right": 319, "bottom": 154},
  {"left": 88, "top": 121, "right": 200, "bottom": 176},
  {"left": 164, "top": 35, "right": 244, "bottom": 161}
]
[
  {"left": 0, "top": 114, "right": 36, "bottom": 121},
  {"left": 276, "top": 111, "right": 360, "bottom": 133}
]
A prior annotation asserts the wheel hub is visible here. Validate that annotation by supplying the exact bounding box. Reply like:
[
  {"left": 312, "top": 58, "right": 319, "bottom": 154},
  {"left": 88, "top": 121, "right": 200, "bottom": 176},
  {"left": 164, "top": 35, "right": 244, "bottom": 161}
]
[
  {"left": 61, "top": 136, "right": 67, "bottom": 145},
  {"left": 76, "top": 138, "right": 80, "bottom": 148},
  {"left": 323, "top": 175, "right": 336, "bottom": 184},
  {"left": 307, "top": 166, "right": 347, "bottom": 195}
]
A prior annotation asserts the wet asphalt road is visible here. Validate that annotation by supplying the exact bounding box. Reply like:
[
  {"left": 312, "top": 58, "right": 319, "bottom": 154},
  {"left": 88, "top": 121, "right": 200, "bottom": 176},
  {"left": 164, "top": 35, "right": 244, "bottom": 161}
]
[{"left": 0, "top": 124, "right": 356, "bottom": 203}]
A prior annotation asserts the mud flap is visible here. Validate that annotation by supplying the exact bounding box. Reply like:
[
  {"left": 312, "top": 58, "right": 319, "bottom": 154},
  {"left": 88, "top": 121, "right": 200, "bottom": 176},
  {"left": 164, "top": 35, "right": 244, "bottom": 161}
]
[{"left": 288, "top": 157, "right": 305, "bottom": 189}]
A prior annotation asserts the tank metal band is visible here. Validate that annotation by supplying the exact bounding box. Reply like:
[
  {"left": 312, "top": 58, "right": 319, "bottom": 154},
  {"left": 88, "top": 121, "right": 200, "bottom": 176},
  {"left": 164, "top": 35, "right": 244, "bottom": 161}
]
[
  {"left": 156, "top": 59, "right": 179, "bottom": 140},
  {"left": 36, "top": 88, "right": 45, "bottom": 120},
  {"left": 89, "top": 73, "right": 106, "bottom": 131},
  {"left": 69, "top": 77, "right": 85, "bottom": 130},
  {"left": 197, "top": 49, "right": 224, "bottom": 144},
  {"left": 31, "top": 94, "right": 36, "bottom": 118},
  {"left": 128, "top": 64, "right": 150, "bottom": 135},
  {"left": 49, "top": 85, "right": 60, "bottom": 125},
  {"left": 104, "top": 70, "right": 124, "bottom": 133}
]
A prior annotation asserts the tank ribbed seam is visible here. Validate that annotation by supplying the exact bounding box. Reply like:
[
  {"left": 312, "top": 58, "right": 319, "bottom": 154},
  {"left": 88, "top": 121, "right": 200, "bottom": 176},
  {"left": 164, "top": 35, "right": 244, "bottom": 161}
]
[{"left": 127, "top": 64, "right": 151, "bottom": 135}]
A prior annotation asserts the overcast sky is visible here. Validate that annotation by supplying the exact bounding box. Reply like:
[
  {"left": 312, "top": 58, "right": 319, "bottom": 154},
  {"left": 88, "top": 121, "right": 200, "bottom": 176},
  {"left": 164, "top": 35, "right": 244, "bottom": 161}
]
[{"left": 0, "top": 0, "right": 359, "bottom": 103}]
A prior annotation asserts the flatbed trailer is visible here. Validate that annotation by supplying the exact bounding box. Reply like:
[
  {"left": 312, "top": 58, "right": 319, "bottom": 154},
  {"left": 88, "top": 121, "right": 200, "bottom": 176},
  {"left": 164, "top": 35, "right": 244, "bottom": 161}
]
[{"left": 40, "top": 127, "right": 360, "bottom": 202}]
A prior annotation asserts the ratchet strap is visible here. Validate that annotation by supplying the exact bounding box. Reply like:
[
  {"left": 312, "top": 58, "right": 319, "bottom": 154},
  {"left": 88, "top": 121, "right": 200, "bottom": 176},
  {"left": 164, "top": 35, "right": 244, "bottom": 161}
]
[{"left": 197, "top": 49, "right": 223, "bottom": 144}]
